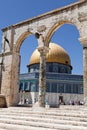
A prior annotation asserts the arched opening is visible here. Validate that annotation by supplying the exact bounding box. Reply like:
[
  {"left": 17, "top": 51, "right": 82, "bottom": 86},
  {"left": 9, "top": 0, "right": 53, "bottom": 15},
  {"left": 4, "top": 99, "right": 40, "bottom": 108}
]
[
  {"left": 44, "top": 23, "right": 83, "bottom": 106},
  {"left": 20, "top": 35, "right": 37, "bottom": 74},
  {"left": 16, "top": 22, "right": 83, "bottom": 107},
  {"left": 15, "top": 32, "right": 39, "bottom": 106},
  {"left": 51, "top": 24, "right": 83, "bottom": 75}
]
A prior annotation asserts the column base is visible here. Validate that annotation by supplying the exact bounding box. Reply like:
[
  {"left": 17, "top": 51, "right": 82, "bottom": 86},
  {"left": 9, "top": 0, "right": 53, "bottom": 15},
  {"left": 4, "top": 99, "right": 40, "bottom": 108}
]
[{"left": 0, "top": 94, "right": 7, "bottom": 108}]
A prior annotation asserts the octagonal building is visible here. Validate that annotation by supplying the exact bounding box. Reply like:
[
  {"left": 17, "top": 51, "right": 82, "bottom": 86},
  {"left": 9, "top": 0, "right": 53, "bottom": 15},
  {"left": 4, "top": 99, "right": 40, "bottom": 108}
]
[{"left": 19, "top": 42, "right": 83, "bottom": 106}]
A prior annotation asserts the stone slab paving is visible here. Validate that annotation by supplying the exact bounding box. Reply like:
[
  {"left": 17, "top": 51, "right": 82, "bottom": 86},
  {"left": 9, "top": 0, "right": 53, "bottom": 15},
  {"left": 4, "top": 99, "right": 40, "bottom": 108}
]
[{"left": 0, "top": 106, "right": 87, "bottom": 130}]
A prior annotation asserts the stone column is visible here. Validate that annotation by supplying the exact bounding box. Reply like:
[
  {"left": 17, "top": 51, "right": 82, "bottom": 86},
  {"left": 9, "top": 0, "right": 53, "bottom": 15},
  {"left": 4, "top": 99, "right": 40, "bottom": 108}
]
[
  {"left": 1, "top": 52, "right": 20, "bottom": 106},
  {"left": 79, "top": 37, "right": 87, "bottom": 105},
  {"left": 36, "top": 33, "right": 49, "bottom": 107},
  {"left": 38, "top": 49, "right": 46, "bottom": 107},
  {"left": 83, "top": 46, "right": 87, "bottom": 105},
  {"left": 0, "top": 56, "right": 3, "bottom": 93}
]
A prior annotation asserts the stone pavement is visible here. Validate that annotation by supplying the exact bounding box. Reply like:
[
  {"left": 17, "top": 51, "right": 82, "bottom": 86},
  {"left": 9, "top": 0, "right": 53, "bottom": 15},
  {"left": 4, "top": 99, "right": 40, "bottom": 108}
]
[{"left": 0, "top": 105, "right": 87, "bottom": 130}]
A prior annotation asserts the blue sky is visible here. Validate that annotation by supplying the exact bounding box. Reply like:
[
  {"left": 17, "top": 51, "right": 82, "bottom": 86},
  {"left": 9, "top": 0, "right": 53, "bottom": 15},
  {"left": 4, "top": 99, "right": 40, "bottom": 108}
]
[{"left": 0, "top": 0, "right": 83, "bottom": 75}]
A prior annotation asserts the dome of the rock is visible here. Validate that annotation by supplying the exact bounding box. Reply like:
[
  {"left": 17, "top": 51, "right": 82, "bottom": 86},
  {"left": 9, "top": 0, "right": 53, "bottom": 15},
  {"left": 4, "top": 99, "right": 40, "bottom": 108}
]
[{"left": 29, "top": 43, "right": 71, "bottom": 66}]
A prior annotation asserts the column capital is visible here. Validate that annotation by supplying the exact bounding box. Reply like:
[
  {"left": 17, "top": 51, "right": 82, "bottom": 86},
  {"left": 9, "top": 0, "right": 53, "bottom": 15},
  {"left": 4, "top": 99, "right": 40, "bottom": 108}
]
[
  {"left": 36, "top": 32, "right": 49, "bottom": 56},
  {"left": 79, "top": 37, "right": 87, "bottom": 48},
  {"left": 37, "top": 46, "right": 49, "bottom": 56}
]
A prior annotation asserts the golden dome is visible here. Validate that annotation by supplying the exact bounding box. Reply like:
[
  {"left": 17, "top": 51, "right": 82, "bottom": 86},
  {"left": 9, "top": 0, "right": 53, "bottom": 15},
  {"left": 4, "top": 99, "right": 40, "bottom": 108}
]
[{"left": 29, "top": 43, "right": 71, "bottom": 66}]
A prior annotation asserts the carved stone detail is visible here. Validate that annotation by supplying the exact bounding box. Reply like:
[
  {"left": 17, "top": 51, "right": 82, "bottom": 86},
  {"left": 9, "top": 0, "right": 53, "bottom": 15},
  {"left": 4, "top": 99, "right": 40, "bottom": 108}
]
[{"left": 37, "top": 25, "right": 46, "bottom": 32}]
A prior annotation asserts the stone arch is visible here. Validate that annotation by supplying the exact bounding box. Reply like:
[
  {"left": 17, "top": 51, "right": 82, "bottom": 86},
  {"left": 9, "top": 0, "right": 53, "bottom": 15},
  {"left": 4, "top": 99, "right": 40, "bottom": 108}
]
[
  {"left": 15, "top": 31, "right": 32, "bottom": 53},
  {"left": 45, "top": 20, "right": 81, "bottom": 46}
]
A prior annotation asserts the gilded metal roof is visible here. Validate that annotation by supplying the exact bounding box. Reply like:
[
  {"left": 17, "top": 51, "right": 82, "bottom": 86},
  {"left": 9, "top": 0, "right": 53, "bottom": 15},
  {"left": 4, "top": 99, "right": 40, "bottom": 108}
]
[{"left": 29, "top": 43, "right": 71, "bottom": 66}]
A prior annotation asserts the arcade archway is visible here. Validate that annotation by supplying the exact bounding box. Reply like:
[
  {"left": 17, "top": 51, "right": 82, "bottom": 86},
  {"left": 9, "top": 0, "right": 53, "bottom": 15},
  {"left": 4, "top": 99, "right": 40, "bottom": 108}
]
[{"left": 0, "top": 0, "right": 87, "bottom": 107}]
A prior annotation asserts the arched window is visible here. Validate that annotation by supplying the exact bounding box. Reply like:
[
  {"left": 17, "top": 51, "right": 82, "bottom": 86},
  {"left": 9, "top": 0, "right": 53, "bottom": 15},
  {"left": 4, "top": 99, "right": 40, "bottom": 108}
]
[
  {"left": 65, "top": 84, "right": 71, "bottom": 93},
  {"left": 19, "top": 82, "right": 24, "bottom": 91},
  {"left": 73, "top": 84, "right": 78, "bottom": 93},
  {"left": 51, "top": 83, "right": 57, "bottom": 93},
  {"left": 58, "top": 84, "right": 64, "bottom": 93},
  {"left": 24, "top": 82, "right": 30, "bottom": 92}
]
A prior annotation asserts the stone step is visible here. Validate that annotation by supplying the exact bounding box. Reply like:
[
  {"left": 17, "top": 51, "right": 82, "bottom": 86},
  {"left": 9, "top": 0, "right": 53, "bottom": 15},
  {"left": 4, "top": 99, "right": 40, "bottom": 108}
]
[
  {"left": 0, "top": 121, "right": 87, "bottom": 130},
  {"left": 0, "top": 112, "right": 87, "bottom": 122},
  {"left": 1, "top": 112, "right": 87, "bottom": 122},
  {"left": 0, "top": 106, "right": 87, "bottom": 130},
  {"left": 0, "top": 106, "right": 85, "bottom": 112},
  {"left": 0, "top": 106, "right": 85, "bottom": 113},
  {"left": 0, "top": 118, "right": 87, "bottom": 130},
  {"left": 0, "top": 114, "right": 87, "bottom": 127},
  {"left": 0, "top": 122, "right": 53, "bottom": 130},
  {"left": 1, "top": 108, "right": 87, "bottom": 123},
  {"left": 1, "top": 108, "right": 87, "bottom": 119},
  {"left": 59, "top": 105, "right": 84, "bottom": 109},
  {"left": 0, "top": 128, "right": 7, "bottom": 130}
]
